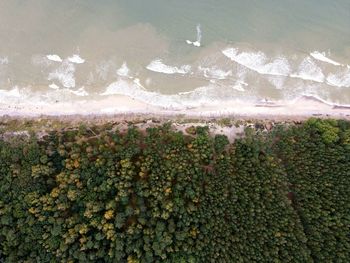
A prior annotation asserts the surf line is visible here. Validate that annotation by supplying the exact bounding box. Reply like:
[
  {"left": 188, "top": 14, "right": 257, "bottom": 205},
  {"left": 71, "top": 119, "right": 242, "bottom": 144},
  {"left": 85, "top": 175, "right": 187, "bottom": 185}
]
[{"left": 186, "top": 24, "right": 202, "bottom": 47}]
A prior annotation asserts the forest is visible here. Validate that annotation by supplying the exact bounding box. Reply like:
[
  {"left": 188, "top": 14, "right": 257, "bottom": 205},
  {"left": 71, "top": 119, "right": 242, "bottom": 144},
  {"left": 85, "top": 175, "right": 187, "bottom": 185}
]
[{"left": 0, "top": 118, "right": 349, "bottom": 262}]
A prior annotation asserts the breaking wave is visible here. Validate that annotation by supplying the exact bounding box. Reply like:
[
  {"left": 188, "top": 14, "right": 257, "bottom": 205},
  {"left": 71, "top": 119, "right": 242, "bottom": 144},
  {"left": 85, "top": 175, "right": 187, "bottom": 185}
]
[
  {"left": 290, "top": 57, "right": 325, "bottom": 83},
  {"left": 222, "top": 48, "right": 291, "bottom": 76},
  {"left": 68, "top": 54, "right": 85, "bottom": 64},
  {"left": 146, "top": 59, "right": 191, "bottom": 75},
  {"left": 310, "top": 51, "right": 342, "bottom": 66},
  {"left": 1, "top": 46, "right": 350, "bottom": 114},
  {"left": 46, "top": 54, "right": 62, "bottom": 62},
  {"left": 48, "top": 60, "right": 76, "bottom": 88}
]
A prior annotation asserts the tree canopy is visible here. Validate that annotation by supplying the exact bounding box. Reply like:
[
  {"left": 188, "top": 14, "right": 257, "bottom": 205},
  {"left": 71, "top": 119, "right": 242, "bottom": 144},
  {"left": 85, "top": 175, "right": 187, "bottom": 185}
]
[{"left": 0, "top": 119, "right": 349, "bottom": 262}]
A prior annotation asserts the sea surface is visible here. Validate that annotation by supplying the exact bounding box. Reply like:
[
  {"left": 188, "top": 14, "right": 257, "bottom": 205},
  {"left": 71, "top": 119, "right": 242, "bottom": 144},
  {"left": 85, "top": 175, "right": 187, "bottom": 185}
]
[{"left": 0, "top": 0, "right": 350, "bottom": 110}]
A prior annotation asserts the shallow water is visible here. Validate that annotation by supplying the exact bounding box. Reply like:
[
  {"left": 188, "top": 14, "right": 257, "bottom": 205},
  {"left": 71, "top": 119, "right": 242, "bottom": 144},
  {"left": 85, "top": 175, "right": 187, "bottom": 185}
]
[{"left": 0, "top": 0, "right": 349, "bottom": 109}]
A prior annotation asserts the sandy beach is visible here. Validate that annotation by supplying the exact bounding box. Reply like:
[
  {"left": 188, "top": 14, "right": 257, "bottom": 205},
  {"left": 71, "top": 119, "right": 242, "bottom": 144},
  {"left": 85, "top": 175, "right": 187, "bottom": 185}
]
[{"left": 0, "top": 94, "right": 349, "bottom": 121}]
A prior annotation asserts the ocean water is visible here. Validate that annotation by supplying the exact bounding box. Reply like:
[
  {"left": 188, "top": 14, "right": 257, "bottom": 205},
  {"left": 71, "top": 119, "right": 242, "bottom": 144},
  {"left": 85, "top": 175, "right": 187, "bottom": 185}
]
[{"left": 0, "top": 0, "right": 350, "bottom": 110}]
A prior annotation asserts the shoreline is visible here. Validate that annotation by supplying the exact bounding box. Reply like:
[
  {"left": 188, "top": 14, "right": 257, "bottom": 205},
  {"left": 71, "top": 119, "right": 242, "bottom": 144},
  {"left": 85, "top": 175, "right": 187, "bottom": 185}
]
[
  {"left": 0, "top": 94, "right": 349, "bottom": 121},
  {"left": 1, "top": 94, "right": 350, "bottom": 147}
]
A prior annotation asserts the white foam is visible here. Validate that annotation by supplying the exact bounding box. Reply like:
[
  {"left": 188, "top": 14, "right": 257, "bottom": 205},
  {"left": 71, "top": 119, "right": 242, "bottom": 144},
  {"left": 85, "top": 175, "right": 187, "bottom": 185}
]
[
  {"left": 49, "top": 83, "right": 60, "bottom": 90},
  {"left": 186, "top": 24, "right": 202, "bottom": 47},
  {"left": 193, "top": 41, "right": 201, "bottom": 47},
  {"left": 264, "top": 57, "right": 291, "bottom": 76},
  {"left": 48, "top": 60, "right": 76, "bottom": 88},
  {"left": 268, "top": 76, "right": 286, "bottom": 90},
  {"left": 100, "top": 77, "right": 235, "bottom": 110},
  {"left": 177, "top": 90, "right": 193, "bottom": 95},
  {"left": 117, "top": 62, "right": 130, "bottom": 77},
  {"left": 46, "top": 54, "right": 62, "bottom": 62},
  {"left": 326, "top": 68, "right": 350, "bottom": 88},
  {"left": 176, "top": 86, "right": 215, "bottom": 104},
  {"left": 232, "top": 82, "right": 246, "bottom": 92},
  {"left": 0, "top": 87, "right": 21, "bottom": 98},
  {"left": 240, "top": 80, "right": 248, "bottom": 86},
  {"left": 146, "top": 59, "right": 191, "bottom": 75},
  {"left": 222, "top": 48, "right": 291, "bottom": 76},
  {"left": 100, "top": 79, "right": 200, "bottom": 109},
  {"left": 54, "top": 87, "right": 89, "bottom": 96},
  {"left": 222, "top": 48, "right": 238, "bottom": 60},
  {"left": 223, "top": 48, "right": 344, "bottom": 84},
  {"left": 298, "top": 93, "right": 345, "bottom": 107},
  {"left": 198, "top": 66, "right": 232, "bottom": 80},
  {"left": 0, "top": 57, "right": 9, "bottom": 65},
  {"left": 68, "top": 54, "right": 85, "bottom": 64},
  {"left": 310, "top": 51, "right": 342, "bottom": 66},
  {"left": 100, "top": 80, "right": 125, "bottom": 96},
  {"left": 133, "top": 78, "right": 145, "bottom": 90},
  {"left": 100, "top": 79, "right": 180, "bottom": 108},
  {"left": 96, "top": 61, "right": 112, "bottom": 80},
  {"left": 67, "top": 87, "right": 89, "bottom": 96},
  {"left": 290, "top": 57, "right": 325, "bottom": 83}
]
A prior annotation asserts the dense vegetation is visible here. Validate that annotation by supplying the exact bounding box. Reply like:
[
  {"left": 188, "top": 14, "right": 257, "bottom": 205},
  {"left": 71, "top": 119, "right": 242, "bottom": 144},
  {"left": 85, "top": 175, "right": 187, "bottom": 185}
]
[{"left": 0, "top": 119, "right": 349, "bottom": 262}]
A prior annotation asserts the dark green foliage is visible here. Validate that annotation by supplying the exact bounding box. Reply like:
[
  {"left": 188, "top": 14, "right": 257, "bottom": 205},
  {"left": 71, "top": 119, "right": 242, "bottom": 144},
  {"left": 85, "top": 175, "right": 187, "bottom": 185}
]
[
  {"left": 273, "top": 118, "right": 350, "bottom": 262},
  {"left": 214, "top": 134, "right": 229, "bottom": 154},
  {"left": 0, "top": 119, "right": 349, "bottom": 262},
  {"left": 305, "top": 118, "right": 340, "bottom": 144}
]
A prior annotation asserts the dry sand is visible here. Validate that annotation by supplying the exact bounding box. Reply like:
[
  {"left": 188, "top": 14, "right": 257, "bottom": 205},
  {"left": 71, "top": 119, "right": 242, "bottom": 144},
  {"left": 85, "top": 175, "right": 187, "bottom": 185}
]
[{"left": 1, "top": 93, "right": 349, "bottom": 143}]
